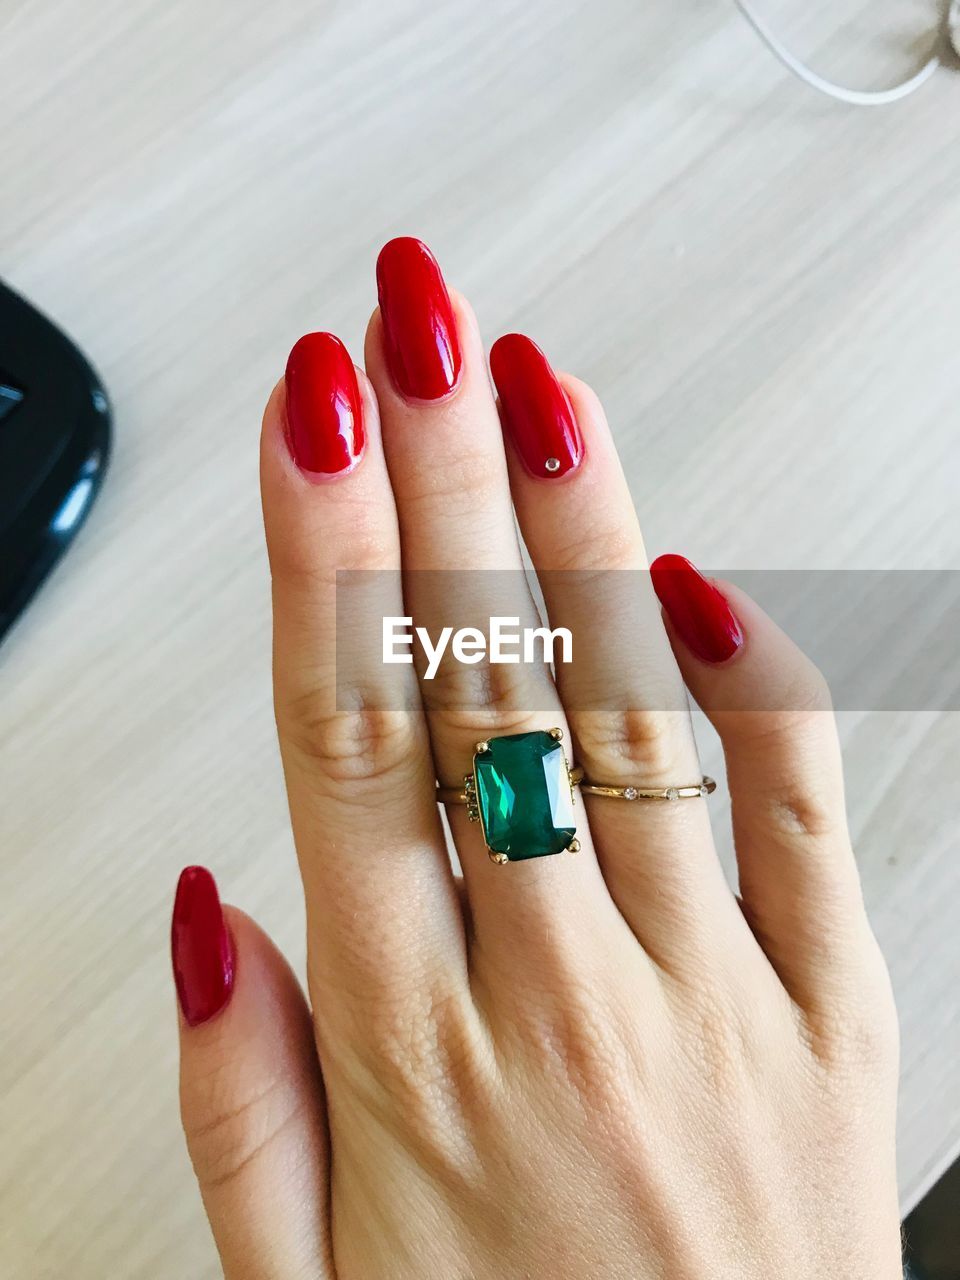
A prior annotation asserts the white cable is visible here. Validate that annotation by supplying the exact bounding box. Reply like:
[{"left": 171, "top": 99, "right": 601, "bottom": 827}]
[{"left": 734, "top": 0, "right": 957, "bottom": 106}]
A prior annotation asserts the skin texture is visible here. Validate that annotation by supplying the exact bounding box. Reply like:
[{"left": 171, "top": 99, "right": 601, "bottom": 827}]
[{"left": 174, "top": 246, "right": 903, "bottom": 1280}]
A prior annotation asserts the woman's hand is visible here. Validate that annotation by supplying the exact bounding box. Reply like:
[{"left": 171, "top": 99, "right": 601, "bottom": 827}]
[{"left": 171, "top": 238, "right": 902, "bottom": 1279}]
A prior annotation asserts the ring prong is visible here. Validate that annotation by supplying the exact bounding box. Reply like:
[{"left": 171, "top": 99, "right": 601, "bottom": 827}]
[
  {"left": 549, "top": 727, "right": 563, "bottom": 741},
  {"left": 568, "top": 838, "right": 581, "bottom": 854},
  {"left": 489, "top": 851, "right": 510, "bottom": 865},
  {"left": 475, "top": 740, "right": 489, "bottom": 755}
]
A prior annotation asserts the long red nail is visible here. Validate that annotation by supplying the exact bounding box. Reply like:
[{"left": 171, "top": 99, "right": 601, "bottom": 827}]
[
  {"left": 650, "top": 554, "right": 744, "bottom": 664},
  {"left": 490, "top": 334, "right": 583, "bottom": 479},
  {"left": 285, "top": 332, "right": 365, "bottom": 475},
  {"left": 376, "top": 237, "right": 462, "bottom": 401},
  {"left": 171, "top": 867, "right": 235, "bottom": 1027}
]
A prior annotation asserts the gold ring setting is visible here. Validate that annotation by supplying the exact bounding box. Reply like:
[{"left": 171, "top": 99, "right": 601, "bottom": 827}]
[
  {"left": 436, "top": 727, "right": 716, "bottom": 865},
  {"left": 580, "top": 777, "right": 717, "bottom": 802}
]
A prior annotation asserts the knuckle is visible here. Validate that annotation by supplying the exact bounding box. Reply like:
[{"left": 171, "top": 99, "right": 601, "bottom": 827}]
[
  {"left": 270, "top": 508, "right": 394, "bottom": 586},
  {"left": 740, "top": 723, "right": 845, "bottom": 843},
  {"left": 359, "top": 987, "right": 482, "bottom": 1097},
  {"left": 761, "top": 657, "right": 834, "bottom": 718},
  {"left": 519, "top": 983, "right": 644, "bottom": 1115},
  {"left": 422, "top": 655, "right": 548, "bottom": 735},
  {"left": 401, "top": 446, "right": 504, "bottom": 518},
  {"left": 278, "top": 691, "right": 420, "bottom": 787},
  {"left": 847, "top": 1000, "right": 900, "bottom": 1073},
  {"left": 682, "top": 988, "right": 760, "bottom": 1096},
  {"left": 780, "top": 669, "right": 835, "bottom": 722},
  {"left": 343, "top": 987, "right": 493, "bottom": 1185},
  {"left": 575, "top": 707, "right": 693, "bottom": 781},
  {"left": 738, "top": 670, "right": 834, "bottom": 747},
  {"left": 802, "top": 950, "right": 900, "bottom": 1078},
  {"left": 767, "top": 787, "right": 841, "bottom": 840},
  {"left": 184, "top": 1070, "right": 303, "bottom": 1194},
  {"left": 550, "top": 523, "right": 638, "bottom": 573}
]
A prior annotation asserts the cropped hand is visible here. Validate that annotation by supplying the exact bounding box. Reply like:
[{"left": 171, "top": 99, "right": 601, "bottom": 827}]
[{"left": 171, "top": 239, "right": 902, "bottom": 1279}]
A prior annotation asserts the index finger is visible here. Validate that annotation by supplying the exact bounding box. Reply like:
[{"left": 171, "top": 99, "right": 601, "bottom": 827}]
[{"left": 260, "top": 333, "right": 466, "bottom": 1038}]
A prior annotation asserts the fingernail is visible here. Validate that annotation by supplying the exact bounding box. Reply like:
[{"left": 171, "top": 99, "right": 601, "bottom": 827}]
[
  {"left": 490, "top": 333, "right": 583, "bottom": 479},
  {"left": 171, "top": 866, "right": 235, "bottom": 1027},
  {"left": 285, "top": 332, "right": 365, "bottom": 475},
  {"left": 650, "top": 554, "right": 744, "bottom": 664},
  {"left": 376, "top": 237, "right": 462, "bottom": 401}
]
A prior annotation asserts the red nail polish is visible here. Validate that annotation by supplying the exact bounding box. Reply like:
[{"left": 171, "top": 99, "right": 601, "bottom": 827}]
[
  {"left": 490, "top": 334, "right": 583, "bottom": 479},
  {"left": 376, "top": 237, "right": 462, "bottom": 401},
  {"left": 171, "top": 866, "right": 234, "bottom": 1027},
  {"left": 285, "top": 332, "right": 365, "bottom": 475},
  {"left": 650, "top": 554, "right": 744, "bottom": 664}
]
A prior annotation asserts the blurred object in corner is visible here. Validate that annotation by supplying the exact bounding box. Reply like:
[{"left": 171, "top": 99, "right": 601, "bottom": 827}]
[
  {"left": 903, "top": 1158, "right": 960, "bottom": 1280},
  {"left": 734, "top": 0, "right": 960, "bottom": 107},
  {"left": 0, "top": 282, "right": 111, "bottom": 645}
]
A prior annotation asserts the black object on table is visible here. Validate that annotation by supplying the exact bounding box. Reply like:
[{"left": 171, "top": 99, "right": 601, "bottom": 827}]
[{"left": 0, "top": 281, "right": 111, "bottom": 644}]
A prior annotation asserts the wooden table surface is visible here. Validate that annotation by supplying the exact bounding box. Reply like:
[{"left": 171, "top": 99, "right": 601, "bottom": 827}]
[{"left": 2, "top": 1, "right": 958, "bottom": 1275}]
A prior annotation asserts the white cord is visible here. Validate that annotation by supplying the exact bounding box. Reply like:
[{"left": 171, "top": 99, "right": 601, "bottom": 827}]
[{"left": 734, "top": 0, "right": 956, "bottom": 106}]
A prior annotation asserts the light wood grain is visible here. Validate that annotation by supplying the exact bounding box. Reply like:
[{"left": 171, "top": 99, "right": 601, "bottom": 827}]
[{"left": 2, "top": 0, "right": 958, "bottom": 1274}]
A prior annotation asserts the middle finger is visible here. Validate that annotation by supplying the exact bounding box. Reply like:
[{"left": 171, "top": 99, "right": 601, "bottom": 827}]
[{"left": 364, "top": 238, "right": 634, "bottom": 976}]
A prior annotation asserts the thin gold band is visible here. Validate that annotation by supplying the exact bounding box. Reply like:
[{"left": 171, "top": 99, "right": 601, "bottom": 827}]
[
  {"left": 437, "top": 770, "right": 716, "bottom": 806},
  {"left": 579, "top": 776, "right": 717, "bottom": 802}
]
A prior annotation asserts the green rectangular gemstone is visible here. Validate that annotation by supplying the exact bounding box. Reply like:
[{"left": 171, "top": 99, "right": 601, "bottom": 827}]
[{"left": 474, "top": 731, "right": 576, "bottom": 861}]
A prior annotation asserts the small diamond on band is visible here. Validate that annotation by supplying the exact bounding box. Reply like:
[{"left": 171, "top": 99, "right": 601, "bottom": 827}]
[{"left": 440, "top": 772, "right": 717, "bottom": 810}]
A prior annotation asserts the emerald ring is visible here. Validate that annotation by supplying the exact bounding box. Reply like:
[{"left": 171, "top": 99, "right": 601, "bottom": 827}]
[
  {"left": 436, "top": 728, "right": 583, "bottom": 865},
  {"left": 436, "top": 729, "right": 719, "bottom": 865}
]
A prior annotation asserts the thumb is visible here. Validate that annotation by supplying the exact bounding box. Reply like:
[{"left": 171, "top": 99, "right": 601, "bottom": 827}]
[{"left": 172, "top": 867, "right": 332, "bottom": 1279}]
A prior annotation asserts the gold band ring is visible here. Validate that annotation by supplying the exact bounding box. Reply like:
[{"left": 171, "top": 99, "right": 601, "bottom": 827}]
[
  {"left": 579, "top": 776, "right": 717, "bottom": 802},
  {"left": 434, "top": 729, "right": 716, "bottom": 866},
  {"left": 437, "top": 772, "right": 715, "bottom": 805}
]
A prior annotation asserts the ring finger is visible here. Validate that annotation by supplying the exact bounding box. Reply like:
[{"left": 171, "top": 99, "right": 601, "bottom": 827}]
[{"left": 490, "top": 334, "right": 749, "bottom": 967}]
